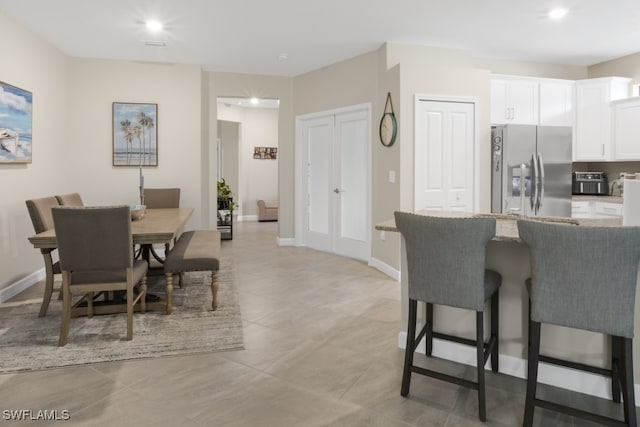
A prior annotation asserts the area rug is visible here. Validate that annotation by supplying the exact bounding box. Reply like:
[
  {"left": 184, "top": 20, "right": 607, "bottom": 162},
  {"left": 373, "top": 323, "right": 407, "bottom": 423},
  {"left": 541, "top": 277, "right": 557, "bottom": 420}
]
[{"left": 0, "top": 257, "right": 244, "bottom": 374}]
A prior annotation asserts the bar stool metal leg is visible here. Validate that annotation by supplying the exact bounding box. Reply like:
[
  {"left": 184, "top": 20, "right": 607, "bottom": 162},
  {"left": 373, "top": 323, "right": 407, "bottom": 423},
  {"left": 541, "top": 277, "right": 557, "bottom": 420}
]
[
  {"left": 523, "top": 320, "right": 541, "bottom": 427},
  {"left": 476, "top": 311, "right": 487, "bottom": 422},
  {"left": 426, "top": 302, "right": 434, "bottom": 357},
  {"left": 401, "top": 299, "right": 418, "bottom": 397},
  {"left": 491, "top": 292, "right": 499, "bottom": 373}
]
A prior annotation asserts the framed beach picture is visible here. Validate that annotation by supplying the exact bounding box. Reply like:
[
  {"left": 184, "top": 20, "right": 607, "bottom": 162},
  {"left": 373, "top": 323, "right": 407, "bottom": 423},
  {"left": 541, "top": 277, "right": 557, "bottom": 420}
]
[
  {"left": 112, "top": 102, "right": 158, "bottom": 166},
  {"left": 0, "top": 81, "right": 33, "bottom": 164}
]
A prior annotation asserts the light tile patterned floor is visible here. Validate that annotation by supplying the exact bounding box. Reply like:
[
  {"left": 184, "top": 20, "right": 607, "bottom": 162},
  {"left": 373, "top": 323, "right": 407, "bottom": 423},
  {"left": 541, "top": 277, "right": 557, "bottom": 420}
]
[{"left": 1, "top": 221, "right": 635, "bottom": 426}]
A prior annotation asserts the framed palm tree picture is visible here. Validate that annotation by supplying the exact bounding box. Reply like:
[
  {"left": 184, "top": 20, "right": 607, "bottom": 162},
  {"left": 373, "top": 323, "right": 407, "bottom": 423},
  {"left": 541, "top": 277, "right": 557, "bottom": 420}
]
[{"left": 112, "top": 102, "right": 158, "bottom": 166}]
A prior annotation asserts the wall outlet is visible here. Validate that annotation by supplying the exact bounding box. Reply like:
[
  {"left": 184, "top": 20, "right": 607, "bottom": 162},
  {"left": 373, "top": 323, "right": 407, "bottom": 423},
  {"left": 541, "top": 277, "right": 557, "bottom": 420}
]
[
  {"left": 379, "top": 230, "right": 386, "bottom": 241},
  {"left": 388, "top": 170, "right": 396, "bottom": 183}
]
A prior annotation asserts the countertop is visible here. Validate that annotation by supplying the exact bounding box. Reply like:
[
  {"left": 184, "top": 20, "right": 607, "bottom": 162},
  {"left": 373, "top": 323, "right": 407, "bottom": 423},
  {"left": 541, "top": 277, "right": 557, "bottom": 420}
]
[
  {"left": 572, "top": 195, "right": 623, "bottom": 204},
  {"left": 375, "top": 211, "right": 622, "bottom": 242}
]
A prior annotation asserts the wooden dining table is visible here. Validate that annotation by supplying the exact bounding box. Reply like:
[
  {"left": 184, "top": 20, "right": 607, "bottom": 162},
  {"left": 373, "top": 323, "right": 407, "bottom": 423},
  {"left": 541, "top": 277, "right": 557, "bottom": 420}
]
[{"left": 28, "top": 207, "right": 193, "bottom": 316}]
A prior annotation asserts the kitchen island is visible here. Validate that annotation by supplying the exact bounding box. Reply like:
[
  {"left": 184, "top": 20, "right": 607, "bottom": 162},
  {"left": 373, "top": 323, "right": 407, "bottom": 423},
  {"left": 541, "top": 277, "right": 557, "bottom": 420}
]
[{"left": 376, "top": 211, "right": 637, "bottom": 400}]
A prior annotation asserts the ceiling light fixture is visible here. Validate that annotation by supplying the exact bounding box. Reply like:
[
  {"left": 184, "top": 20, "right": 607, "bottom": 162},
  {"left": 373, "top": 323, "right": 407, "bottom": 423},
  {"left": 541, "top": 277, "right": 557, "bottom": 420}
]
[
  {"left": 548, "top": 8, "right": 568, "bottom": 19},
  {"left": 278, "top": 53, "right": 289, "bottom": 60},
  {"left": 145, "top": 20, "right": 163, "bottom": 32},
  {"left": 250, "top": 98, "right": 259, "bottom": 105},
  {"left": 143, "top": 40, "right": 167, "bottom": 47}
]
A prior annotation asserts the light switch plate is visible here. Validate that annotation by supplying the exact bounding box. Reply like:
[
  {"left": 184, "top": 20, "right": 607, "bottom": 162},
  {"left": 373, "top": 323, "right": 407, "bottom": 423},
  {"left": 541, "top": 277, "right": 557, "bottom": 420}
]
[{"left": 388, "top": 170, "right": 396, "bottom": 183}]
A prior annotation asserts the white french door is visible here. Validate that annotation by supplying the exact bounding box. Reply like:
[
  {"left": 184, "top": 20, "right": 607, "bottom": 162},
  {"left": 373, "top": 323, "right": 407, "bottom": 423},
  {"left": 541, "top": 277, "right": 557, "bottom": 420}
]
[
  {"left": 296, "top": 105, "right": 371, "bottom": 261},
  {"left": 415, "top": 97, "right": 477, "bottom": 212}
]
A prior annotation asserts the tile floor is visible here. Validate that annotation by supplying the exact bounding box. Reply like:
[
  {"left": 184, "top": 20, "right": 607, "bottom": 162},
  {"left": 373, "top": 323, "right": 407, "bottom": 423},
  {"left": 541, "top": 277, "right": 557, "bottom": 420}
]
[{"left": 1, "top": 221, "right": 636, "bottom": 426}]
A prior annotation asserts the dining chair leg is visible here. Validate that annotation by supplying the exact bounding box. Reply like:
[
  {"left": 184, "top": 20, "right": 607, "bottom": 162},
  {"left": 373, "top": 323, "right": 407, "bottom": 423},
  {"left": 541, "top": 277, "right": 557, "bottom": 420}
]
[
  {"left": 523, "top": 320, "right": 541, "bottom": 427},
  {"left": 491, "top": 291, "right": 499, "bottom": 373},
  {"left": 611, "top": 335, "right": 622, "bottom": 403},
  {"left": 621, "top": 337, "right": 636, "bottom": 426},
  {"left": 426, "top": 302, "right": 434, "bottom": 357},
  {"left": 58, "top": 280, "right": 71, "bottom": 346},
  {"left": 401, "top": 299, "right": 418, "bottom": 397},
  {"left": 126, "top": 284, "right": 134, "bottom": 341},
  {"left": 39, "top": 253, "right": 55, "bottom": 317},
  {"left": 476, "top": 311, "right": 487, "bottom": 422}
]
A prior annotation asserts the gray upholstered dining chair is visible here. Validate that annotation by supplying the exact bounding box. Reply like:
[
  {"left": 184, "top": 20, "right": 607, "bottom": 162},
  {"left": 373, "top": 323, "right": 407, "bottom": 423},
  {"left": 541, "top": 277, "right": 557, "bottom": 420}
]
[
  {"left": 52, "top": 206, "right": 148, "bottom": 346},
  {"left": 143, "top": 188, "right": 180, "bottom": 209},
  {"left": 394, "top": 212, "right": 502, "bottom": 422},
  {"left": 142, "top": 188, "right": 181, "bottom": 259},
  {"left": 55, "top": 192, "right": 84, "bottom": 206},
  {"left": 25, "top": 196, "right": 62, "bottom": 317},
  {"left": 518, "top": 220, "right": 640, "bottom": 427}
]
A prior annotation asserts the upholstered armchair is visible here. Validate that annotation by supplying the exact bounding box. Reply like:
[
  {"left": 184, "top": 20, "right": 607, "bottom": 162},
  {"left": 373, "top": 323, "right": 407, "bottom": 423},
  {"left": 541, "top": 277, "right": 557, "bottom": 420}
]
[{"left": 257, "top": 200, "right": 278, "bottom": 221}]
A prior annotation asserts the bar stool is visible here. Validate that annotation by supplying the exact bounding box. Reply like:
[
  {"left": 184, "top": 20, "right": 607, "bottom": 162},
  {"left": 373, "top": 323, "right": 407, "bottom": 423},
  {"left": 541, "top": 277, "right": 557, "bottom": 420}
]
[
  {"left": 394, "top": 212, "right": 502, "bottom": 422},
  {"left": 518, "top": 219, "right": 640, "bottom": 426}
]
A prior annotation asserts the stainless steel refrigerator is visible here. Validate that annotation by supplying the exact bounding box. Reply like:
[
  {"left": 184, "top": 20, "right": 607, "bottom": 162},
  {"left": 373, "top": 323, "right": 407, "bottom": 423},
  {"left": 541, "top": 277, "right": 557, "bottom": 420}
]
[{"left": 491, "top": 124, "right": 572, "bottom": 217}]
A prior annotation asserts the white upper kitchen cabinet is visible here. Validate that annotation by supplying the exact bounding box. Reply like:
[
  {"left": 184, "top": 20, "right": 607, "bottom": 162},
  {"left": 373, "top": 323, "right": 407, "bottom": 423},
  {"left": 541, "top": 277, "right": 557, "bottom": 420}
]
[
  {"left": 574, "top": 77, "right": 631, "bottom": 161},
  {"left": 612, "top": 97, "right": 640, "bottom": 160},
  {"left": 539, "top": 79, "right": 574, "bottom": 127},
  {"left": 491, "top": 77, "right": 539, "bottom": 125}
]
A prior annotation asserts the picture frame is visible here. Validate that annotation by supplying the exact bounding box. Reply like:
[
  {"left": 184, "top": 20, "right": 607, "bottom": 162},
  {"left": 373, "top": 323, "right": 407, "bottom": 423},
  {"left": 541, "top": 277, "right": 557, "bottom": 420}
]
[
  {"left": 0, "top": 81, "right": 33, "bottom": 164},
  {"left": 112, "top": 102, "right": 158, "bottom": 166},
  {"left": 253, "top": 146, "right": 277, "bottom": 159}
]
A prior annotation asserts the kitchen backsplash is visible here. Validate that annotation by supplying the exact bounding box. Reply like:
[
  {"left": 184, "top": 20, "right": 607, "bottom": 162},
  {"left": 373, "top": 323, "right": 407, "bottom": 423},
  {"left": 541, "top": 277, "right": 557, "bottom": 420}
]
[{"left": 573, "top": 161, "right": 640, "bottom": 195}]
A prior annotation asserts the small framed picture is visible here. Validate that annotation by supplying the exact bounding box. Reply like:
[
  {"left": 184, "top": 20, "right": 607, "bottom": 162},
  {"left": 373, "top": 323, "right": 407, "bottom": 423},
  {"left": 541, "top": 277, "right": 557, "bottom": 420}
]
[
  {"left": 113, "top": 102, "right": 158, "bottom": 166},
  {"left": 0, "top": 81, "right": 33, "bottom": 164},
  {"left": 253, "top": 146, "right": 277, "bottom": 159}
]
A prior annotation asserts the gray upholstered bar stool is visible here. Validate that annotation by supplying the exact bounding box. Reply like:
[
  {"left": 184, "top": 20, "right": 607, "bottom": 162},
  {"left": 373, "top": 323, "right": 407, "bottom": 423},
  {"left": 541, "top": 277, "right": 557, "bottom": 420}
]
[
  {"left": 395, "top": 212, "right": 502, "bottom": 422},
  {"left": 518, "top": 220, "right": 640, "bottom": 427}
]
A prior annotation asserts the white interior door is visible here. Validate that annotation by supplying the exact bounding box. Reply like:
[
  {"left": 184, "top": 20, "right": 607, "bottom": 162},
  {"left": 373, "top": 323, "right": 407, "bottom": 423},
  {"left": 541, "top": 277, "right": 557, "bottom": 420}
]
[
  {"left": 297, "top": 105, "right": 370, "bottom": 261},
  {"left": 415, "top": 98, "right": 476, "bottom": 212},
  {"left": 302, "top": 115, "right": 334, "bottom": 253}
]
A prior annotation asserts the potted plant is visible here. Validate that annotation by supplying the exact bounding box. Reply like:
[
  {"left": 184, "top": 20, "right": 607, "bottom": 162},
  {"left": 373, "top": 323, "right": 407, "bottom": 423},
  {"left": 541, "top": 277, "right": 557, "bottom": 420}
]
[{"left": 217, "top": 178, "right": 235, "bottom": 224}]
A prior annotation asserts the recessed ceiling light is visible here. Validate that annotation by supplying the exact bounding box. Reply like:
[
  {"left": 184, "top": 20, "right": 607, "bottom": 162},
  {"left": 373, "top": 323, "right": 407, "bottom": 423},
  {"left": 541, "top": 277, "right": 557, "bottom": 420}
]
[
  {"left": 548, "top": 8, "right": 568, "bottom": 19},
  {"left": 145, "top": 20, "right": 163, "bottom": 32},
  {"left": 278, "top": 53, "right": 289, "bottom": 60},
  {"left": 250, "top": 98, "right": 259, "bottom": 105}
]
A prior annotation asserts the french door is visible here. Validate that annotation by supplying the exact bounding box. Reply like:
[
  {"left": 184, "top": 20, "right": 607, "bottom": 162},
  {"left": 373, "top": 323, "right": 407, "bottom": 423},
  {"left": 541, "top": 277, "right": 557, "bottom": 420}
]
[{"left": 296, "top": 105, "right": 371, "bottom": 261}]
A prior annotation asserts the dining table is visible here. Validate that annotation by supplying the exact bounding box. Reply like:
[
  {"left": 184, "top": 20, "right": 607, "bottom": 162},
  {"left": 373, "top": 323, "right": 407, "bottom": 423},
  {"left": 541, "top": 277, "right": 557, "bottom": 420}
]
[{"left": 28, "top": 207, "right": 193, "bottom": 316}]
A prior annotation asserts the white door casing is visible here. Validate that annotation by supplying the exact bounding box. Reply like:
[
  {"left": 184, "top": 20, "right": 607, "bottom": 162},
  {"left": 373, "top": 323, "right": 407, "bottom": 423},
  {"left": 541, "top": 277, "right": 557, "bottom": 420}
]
[
  {"left": 415, "top": 96, "right": 478, "bottom": 213},
  {"left": 295, "top": 104, "right": 371, "bottom": 261}
]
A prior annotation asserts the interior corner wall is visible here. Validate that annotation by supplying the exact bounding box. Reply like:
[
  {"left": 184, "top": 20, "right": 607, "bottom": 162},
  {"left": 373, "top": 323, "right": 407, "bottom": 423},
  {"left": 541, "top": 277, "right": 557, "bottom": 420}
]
[
  {"left": 588, "top": 52, "right": 640, "bottom": 86},
  {"left": 0, "top": 11, "right": 70, "bottom": 292},
  {"left": 66, "top": 59, "right": 204, "bottom": 229},
  {"left": 208, "top": 72, "right": 294, "bottom": 238}
]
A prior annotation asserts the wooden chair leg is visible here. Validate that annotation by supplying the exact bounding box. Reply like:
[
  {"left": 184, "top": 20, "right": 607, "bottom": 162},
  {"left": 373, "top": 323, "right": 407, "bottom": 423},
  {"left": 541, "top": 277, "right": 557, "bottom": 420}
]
[
  {"left": 39, "top": 254, "right": 55, "bottom": 317},
  {"left": 523, "top": 320, "right": 541, "bottom": 427},
  {"left": 165, "top": 273, "right": 174, "bottom": 314},
  {"left": 126, "top": 284, "right": 134, "bottom": 341},
  {"left": 426, "top": 302, "right": 434, "bottom": 357},
  {"left": 58, "top": 280, "right": 71, "bottom": 346},
  {"left": 211, "top": 271, "right": 219, "bottom": 311},
  {"left": 621, "top": 338, "right": 636, "bottom": 426},
  {"left": 491, "top": 291, "right": 499, "bottom": 373},
  {"left": 401, "top": 299, "right": 418, "bottom": 397},
  {"left": 476, "top": 311, "right": 487, "bottom": 422}
]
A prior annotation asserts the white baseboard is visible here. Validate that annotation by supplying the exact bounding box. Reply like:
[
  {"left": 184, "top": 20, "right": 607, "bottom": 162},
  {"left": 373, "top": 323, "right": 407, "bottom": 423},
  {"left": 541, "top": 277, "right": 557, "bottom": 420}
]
[
  {"left": 368, "top": 257, "right": 400, "bottom": 281},
  {"left": 236, "top": 215, "right": 258, "bottom": 222},
  {"left": 398, "top": 331, "right": 640, "bottom": 406},
  {"left": 0, "top": 268, "right": 44, "bottom": 303},
  {"left": 277, "top": 237, "right": 298, "bottom": 246}
]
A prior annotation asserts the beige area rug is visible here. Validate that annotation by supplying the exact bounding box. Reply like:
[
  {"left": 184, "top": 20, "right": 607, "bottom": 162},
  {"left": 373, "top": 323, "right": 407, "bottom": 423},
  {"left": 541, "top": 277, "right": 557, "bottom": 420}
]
[{"left": 0, "top": 257, "right": 244, "bottom": 374}]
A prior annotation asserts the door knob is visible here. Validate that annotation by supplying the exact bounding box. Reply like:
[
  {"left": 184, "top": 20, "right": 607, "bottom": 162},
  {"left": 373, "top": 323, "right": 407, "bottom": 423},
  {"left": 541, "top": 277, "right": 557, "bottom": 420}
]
[{"left": 333, "top": 188, "right": 340, "bottom": 194}]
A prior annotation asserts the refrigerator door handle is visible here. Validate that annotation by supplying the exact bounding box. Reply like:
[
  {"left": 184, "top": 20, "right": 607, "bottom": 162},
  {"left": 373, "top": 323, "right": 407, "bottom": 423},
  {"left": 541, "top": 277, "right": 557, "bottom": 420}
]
[
  {"left": 519, "top": 164, "right": 526, "bottom": 214},
  {"left": 537, "top": 153, "right": 545, "bottom": 212},
  {"left": 530, "top": 154, "right": 538, "bottom": 214}
]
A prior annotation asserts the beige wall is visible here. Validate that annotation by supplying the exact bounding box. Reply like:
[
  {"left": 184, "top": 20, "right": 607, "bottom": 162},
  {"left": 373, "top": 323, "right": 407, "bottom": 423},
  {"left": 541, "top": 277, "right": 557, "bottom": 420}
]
[
  {"left": 474, "top": 57, "right": 588, "bottom": 80},
  {"left": 0, "top": 11, "right": 205, "bottom": 295},
  {"left": 589, "top": 52, "right": 640, "bottom": 86},
  {"left": 208, "top": 73, "right": 294, "bottom": 238},
  {"left": 0, "top": 12, "right": 69, "bottom": 292}
]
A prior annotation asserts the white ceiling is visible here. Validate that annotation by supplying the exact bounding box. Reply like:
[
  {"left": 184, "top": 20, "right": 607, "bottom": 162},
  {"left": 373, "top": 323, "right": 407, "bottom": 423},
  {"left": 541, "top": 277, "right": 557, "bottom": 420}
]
[{"left": 1, "top": 0, "right": 640, "bottom": 77}]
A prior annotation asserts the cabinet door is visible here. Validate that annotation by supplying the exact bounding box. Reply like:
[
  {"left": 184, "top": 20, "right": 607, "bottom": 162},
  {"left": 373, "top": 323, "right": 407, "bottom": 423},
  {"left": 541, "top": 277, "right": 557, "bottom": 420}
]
[
  {"left": 508, "top": 81, "right": 539, "bottom": 124},
  {"left": 490, "top": 80, "right": 509, "bottom": 124},
  {"left": 575, "top": 82, "right": 611, "bottom": 161},
  {"left": 490, "top": 79, "right": 538, "bottom": 125},
  {"left": 614, "top": 99, "right": 640, "bottom": 160},
  {"left": 539, "top": 81, "right": 574, "bottom": 126}
]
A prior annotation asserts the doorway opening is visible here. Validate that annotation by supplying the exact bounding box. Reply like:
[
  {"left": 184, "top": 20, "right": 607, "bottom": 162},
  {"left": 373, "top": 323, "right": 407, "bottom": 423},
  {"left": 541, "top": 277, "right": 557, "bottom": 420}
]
[{"left": 217, "top": 97, "right": 280, "bottom": 222}]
